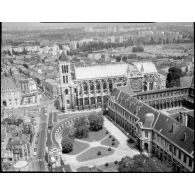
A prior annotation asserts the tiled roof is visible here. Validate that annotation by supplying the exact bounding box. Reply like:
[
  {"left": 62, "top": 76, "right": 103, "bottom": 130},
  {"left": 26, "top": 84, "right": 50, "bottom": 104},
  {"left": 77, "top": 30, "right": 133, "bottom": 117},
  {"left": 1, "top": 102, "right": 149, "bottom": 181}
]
[
  {"left": 111, "top": 88, "right": 159, "bottom": 128},
  {"left": 154, "top": 113, "right": 194, "bottom": 155}
]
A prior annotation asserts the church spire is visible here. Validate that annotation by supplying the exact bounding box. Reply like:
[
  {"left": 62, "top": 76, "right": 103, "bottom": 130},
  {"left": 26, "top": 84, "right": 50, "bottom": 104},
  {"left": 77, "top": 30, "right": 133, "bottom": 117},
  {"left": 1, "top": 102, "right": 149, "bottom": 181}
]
[
  {"left": 141, "top": 63, "right": 144, "bottom": 75},
  {"left": 126, "top": 64, "right": 131, "bottom": 77}
]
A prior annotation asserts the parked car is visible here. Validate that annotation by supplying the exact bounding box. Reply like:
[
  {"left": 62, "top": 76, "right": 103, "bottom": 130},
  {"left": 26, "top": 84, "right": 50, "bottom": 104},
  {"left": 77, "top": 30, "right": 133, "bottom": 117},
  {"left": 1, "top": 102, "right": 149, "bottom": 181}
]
[{"left": 33, "top": 148, "right": 37, "bottom": 156}]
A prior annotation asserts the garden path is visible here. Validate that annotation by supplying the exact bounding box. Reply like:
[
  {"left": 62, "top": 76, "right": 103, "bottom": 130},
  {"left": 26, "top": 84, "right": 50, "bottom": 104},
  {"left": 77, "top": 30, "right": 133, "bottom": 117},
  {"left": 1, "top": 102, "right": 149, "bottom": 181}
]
[{"left": 61, "top": 117, "right": 140, "bottom": 171}]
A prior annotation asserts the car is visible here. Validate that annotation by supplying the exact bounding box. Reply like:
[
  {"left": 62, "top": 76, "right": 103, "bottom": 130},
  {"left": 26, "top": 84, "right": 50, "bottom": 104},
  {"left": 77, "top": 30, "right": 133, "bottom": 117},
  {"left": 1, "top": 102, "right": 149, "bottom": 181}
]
[
  {"left": 33, "top": 148, "right": 37, "bottom": 156},
  {"left": 35, "top": 140, "right": 38, "bottom": 144}
]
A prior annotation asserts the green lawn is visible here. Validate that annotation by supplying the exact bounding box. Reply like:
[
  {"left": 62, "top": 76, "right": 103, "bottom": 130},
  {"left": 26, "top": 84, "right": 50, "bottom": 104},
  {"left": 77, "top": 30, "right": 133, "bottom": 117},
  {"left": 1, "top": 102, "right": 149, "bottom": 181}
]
[
  {"left": 100, "top": 136, "right": 120, "bottom": 148},
  {"left": 98, "top": 162, "right": 119, "bottom": 172},
  {"left": 76, "top": 166, "right": 93, "bottom": 172},
  {"left": 81, "top": 128, "right": 108, "bottom": 142},
  {"left": 76, "top": 146, "right": 114, "bottom": 162},
  {"left": 68, "top": 140, "right": 90, "bottom": 155}
]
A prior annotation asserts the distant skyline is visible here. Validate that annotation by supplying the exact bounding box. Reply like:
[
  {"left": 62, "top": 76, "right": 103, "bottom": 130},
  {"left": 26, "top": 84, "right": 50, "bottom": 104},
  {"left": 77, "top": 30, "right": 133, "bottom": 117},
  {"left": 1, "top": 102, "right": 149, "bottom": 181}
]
[{"left": 2, "top": 22, "right": 193, "bottom": 32}]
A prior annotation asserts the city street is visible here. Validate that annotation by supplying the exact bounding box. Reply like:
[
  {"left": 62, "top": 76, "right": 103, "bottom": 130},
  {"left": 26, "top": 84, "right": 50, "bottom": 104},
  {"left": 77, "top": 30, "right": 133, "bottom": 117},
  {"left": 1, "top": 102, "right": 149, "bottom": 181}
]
[
  {"left": 30, "top": 89, "right": 57, "bottom": 172},
  {"left": 31, "top": 106, "right": 48, "bottom": 171}
]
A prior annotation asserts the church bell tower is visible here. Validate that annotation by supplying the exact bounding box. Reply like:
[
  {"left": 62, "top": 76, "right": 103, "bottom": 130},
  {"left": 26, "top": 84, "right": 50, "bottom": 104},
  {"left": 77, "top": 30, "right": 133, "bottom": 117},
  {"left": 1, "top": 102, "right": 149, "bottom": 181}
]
[{"left": 58, "top": 52, "right": 74, "bottom": 112}]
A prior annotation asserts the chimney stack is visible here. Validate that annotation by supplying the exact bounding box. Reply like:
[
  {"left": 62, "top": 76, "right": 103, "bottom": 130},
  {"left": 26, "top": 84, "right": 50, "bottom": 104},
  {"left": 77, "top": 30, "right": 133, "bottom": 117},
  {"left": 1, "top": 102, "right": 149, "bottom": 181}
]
[
  {"left": 170, "top": 123, "right": 177, "bottom": 133},
  {"left": 184, "top": 133, "right": 187, "bottom": 141}
]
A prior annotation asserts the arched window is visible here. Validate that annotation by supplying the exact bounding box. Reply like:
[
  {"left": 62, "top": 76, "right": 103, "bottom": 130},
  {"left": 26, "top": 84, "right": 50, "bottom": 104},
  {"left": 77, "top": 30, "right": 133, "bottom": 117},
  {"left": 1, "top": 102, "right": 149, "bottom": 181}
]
[{"left": 65, "top": 89, "right": 68, "bottom": 95}]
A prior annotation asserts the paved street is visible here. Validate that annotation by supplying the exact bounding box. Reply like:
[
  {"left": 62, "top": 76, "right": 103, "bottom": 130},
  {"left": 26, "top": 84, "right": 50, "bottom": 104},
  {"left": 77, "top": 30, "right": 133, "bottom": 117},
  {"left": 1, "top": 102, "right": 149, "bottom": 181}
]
[{"left": 30, "top": 90, "right": 55, "bottom": 172}]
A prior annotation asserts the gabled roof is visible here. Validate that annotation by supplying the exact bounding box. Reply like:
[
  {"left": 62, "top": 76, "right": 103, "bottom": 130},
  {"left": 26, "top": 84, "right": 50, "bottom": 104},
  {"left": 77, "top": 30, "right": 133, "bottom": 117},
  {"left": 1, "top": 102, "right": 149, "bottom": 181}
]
[
  {"left": 133, "top": 61, "right": 158, "bottom": 74},
  {"left": 111, "top": 88, "right": 159, "bottom": 128},
  {"left": 74, "top": 63, "right": 129, "bottom": 80}
]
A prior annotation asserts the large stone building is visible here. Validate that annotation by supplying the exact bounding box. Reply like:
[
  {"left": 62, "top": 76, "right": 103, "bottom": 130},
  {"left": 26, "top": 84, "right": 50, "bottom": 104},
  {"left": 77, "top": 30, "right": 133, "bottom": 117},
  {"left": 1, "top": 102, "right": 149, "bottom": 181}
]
[
  {"left": 107, "top": 77, "right": 194, "bottom": 172},
  {"left": 58, "top": 54, "right": 165, "bottom": 112},
  {"left": 1, "top": 76, "right": 40, "bottom": 109}
]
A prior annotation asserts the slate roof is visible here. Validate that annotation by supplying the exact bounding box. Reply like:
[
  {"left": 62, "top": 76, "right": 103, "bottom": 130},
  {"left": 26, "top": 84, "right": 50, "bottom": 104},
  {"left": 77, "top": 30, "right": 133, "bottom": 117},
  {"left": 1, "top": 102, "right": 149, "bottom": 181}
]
[
  {"left": 118, "top": 86, "right": 136, "bottom": 97},
  {"left": 154, "top": 113, "right": 194, "bottom": 155},
  {"left": 111, "top": 88, "right": 159, "bottom": 128}
]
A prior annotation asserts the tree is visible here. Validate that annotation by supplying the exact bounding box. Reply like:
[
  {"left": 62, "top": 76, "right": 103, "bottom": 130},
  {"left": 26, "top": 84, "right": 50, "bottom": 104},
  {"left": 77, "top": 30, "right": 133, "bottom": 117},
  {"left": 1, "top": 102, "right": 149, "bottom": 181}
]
[
  {"left": 89, "top": 166, "right": 103, "bottom": 172},
  {"left": 166, "top": 66, "right": 182, "bottom": 88},
  {"left": 88, "top": 112, "right": 104, "bottom": 131},
  {"left": 118, "top": 155, "right": 172, "bottom": 172},
  {"left": 73, "top": 117, "right": 89, "bottom": 138},
  {"left": 1, "top": 162, "right": 12, "bottom": 171},
  {"left": 132, "top": 46, "right": 144, "bottom": 53},
  {"left": 116, "top": 56, "right": 121, "bottom": 62},
  {"left": 61, "top": 125, "right": 75, "bottom": 139},
  {"left": 122, "top": 55, "right": 127, "bottom": 62},
  {"left": 61, "top": 136, "right": 73, "bottom": 153}
]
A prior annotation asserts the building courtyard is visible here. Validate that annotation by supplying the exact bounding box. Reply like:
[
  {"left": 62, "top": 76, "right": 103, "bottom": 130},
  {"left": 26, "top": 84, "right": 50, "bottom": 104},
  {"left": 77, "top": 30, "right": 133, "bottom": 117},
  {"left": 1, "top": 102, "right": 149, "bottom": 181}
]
[{"left": 60, "top": 117, "right": 140, "bottom": 171}]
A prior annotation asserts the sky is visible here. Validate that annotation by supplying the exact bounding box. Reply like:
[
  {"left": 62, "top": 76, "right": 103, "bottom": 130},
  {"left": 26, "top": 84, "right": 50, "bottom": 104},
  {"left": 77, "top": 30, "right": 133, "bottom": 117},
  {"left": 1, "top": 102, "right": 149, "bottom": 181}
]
[{"left": 2, "top": 22, "right": 157, "bottom": 31}]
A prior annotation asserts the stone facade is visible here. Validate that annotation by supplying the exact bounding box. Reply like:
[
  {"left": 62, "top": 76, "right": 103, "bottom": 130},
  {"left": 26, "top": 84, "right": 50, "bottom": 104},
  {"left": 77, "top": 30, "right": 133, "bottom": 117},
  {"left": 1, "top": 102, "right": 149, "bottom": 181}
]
[{"left": 107, "top": 83, "right": 194, "bottom": 172}]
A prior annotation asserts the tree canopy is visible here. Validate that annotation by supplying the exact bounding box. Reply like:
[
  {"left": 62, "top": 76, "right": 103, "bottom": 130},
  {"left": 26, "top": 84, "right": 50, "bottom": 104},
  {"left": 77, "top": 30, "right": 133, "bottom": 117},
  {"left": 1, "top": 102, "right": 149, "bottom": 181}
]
[
  {"left": 73, "top": 117, "right": 89, "bottom": 138},
  {"left": 118, "top": 154, "right": 172, "bottom": 172},
  {"left": 166, "top": 66, "right": 182, "bottom": 88},
  {"left": 61, "top": 136, "right": 73, "bottom": 153},
  {"left": 88, "top": 112, "right": 104, "bottom": 131}
]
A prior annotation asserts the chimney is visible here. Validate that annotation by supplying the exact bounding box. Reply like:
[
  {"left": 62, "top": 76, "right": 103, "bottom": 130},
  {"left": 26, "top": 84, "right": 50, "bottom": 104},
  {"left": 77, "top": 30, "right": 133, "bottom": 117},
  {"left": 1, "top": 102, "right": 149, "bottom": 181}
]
[
  {"left": 169, "top": 123, "right": 177, "bottom": 133},
  {"left": 184, "top": 133, "right": 187, "bottom": 141}
]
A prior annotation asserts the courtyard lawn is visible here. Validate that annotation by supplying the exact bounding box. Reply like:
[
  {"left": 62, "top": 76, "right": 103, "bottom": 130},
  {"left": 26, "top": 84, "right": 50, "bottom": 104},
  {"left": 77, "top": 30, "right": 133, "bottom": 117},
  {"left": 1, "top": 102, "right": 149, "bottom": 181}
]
[
  {"left": 76, "top": 166, "right": 92, "bottom": 172},
  {"left": 68, "top": 140, "right": 90, "bottom": 155},
  {"left": 81, "top": 128, "right": 108, "bottom": 142},
  {"left": 76, "top": 146, "right": 114, "bottom": 162},
  {"left": 100, "top": 136, "right": 120, "bottom": 148},
  {"left": 98, "top": 162, "right": 119, "bottom": 172}
]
